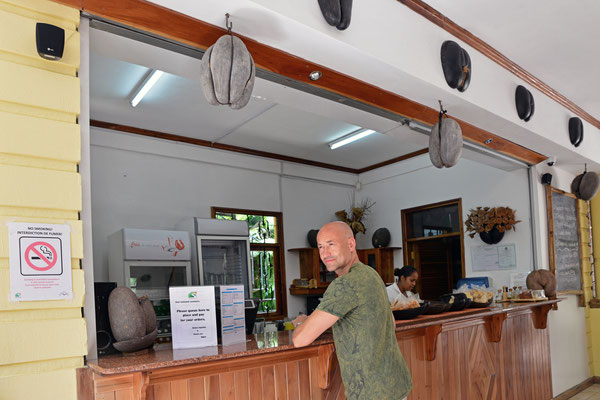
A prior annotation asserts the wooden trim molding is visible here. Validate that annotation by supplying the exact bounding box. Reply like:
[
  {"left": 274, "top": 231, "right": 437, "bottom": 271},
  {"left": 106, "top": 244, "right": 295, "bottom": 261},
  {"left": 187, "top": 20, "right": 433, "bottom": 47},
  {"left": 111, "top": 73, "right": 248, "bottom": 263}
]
[
  {"left": 91, "top": 120, "right": 431, "bottom": 173},
  {"left": 55, "top": 0, "right": 547, "bottom": 166},
  {"left": 91, "top": 120, "right": 357, "bottom": 173},
  {"left": 356, "top": 148, "right": 429, "bottom": 173},
  {"left": 398, "top": 0, "right": 600, "bottom": 131},
  {"left": 552, "top": 376, "right": 598, "bottom": 400}
]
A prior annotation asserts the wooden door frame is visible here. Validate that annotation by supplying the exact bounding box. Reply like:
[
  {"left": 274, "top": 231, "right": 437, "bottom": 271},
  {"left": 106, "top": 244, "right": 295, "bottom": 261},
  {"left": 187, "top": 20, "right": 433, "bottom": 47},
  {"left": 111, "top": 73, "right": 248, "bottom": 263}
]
[{"left": 401, "top": 198, "right": 466, "bottom": 286}]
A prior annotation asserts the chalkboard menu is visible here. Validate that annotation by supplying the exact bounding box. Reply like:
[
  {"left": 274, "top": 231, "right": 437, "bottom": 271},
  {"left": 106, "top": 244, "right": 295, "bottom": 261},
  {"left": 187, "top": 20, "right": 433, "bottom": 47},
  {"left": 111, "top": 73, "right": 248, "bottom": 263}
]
[{"left": 546, "top": 186, "right": 582, "bottom": 293}]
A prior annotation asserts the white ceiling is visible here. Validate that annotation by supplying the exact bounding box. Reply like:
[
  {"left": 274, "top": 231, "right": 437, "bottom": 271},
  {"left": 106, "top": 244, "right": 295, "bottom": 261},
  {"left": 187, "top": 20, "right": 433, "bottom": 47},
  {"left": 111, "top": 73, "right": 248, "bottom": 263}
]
[
  {"left": 425, "top": 0, "right": 600, "bottom": 122},
  {"left": 89, "top": 30, "right": 426, "bottom": 170}
]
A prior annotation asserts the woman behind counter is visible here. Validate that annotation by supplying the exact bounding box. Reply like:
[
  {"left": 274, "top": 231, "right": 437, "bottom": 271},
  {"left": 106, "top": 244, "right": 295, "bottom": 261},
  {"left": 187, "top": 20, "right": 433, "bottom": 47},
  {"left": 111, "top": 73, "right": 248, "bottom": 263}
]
[{"left": 387, "top": 266, "right": 420, "bottom": 304}]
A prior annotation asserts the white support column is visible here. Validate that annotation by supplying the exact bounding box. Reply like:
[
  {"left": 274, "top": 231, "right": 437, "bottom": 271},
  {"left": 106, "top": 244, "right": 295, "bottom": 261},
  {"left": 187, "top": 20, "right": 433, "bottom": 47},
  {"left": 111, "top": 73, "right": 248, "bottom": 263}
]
[{"left": 79, "top": 17, "right": 98, "bottom": 359}]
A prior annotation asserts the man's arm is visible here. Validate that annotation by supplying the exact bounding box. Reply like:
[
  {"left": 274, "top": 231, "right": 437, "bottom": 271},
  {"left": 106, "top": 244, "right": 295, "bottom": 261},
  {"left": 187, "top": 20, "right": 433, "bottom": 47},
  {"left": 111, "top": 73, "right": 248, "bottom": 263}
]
[{"left": 292, "top": 310, "right": 339, "bottom": 348}]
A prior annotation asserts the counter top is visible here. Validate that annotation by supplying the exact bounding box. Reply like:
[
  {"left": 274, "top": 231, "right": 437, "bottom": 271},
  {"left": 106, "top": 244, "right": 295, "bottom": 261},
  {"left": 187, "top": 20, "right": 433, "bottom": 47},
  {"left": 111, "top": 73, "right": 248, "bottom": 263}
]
[
  {"left": 87, "top": 330, "right": 334, "bottom": 375},
  {"left": 394, "top": 299, "right": 559, "bottom": 331},
  {"left": 87, "top": 299, "right": 558, "bottom": 376}
]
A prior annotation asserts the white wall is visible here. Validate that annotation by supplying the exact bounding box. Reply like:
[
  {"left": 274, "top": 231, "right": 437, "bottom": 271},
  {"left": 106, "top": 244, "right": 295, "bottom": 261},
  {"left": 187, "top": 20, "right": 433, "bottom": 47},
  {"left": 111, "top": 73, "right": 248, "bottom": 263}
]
[
  {"left": 280, "top": 177, "right": 354, "bottom": 316},
  {"left": 531, "top": 164, "right": 590, "bottom": 396},
  {"left": 90, "top": 127, "right": 355, "bottom": 317},
  {"left": 356, "top": 155, "right": 533, "bottom": 289}
]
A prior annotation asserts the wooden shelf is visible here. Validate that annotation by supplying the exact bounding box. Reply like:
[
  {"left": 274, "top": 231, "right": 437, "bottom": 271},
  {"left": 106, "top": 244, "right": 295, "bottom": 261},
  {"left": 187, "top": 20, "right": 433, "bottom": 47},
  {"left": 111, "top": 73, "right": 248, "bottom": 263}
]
[
  {"left": 288, "top": 248, "right": 335, "bottom": 289},
  {"left": 357, "top": 247, "right": 402, "bottom": 285},
  {"left": 289, "top": 287, "right": 326, "bottom": 296},
  {"left": 289, "top": 247, "right": 402, "bottom": 293}
]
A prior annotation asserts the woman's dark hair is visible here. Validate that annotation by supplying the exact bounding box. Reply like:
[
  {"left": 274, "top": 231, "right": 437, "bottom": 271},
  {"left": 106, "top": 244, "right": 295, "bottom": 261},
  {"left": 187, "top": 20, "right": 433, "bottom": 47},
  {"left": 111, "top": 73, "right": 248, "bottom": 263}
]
[{"left": 394, "top": 266, "right": 417, "bottom": 280}]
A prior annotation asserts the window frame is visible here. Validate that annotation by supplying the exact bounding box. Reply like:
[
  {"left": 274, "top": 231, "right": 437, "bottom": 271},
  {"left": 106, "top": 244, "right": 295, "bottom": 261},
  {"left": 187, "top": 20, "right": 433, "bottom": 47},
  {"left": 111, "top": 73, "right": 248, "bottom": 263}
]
[
  {"left": 401, "top": 198, "right": 466, "bottom": 294},
  {"left": 211, "top": 207, "right": 287, "bottom": 320}
]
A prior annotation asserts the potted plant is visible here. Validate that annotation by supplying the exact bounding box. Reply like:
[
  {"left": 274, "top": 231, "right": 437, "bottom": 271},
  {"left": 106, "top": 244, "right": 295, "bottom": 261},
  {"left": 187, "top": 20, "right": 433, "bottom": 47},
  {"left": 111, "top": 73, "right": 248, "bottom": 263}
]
[
  {"left": 335, "top": 199, "right": 375, "bottom": 236},
  {"left": 464, "top": 206, "right": 520, "bottom": 244}
]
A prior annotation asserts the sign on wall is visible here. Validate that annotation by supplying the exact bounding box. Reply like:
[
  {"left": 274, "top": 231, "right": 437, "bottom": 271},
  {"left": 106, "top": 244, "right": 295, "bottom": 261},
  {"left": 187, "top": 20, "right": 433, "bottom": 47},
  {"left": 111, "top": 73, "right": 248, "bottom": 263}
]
[
  {"left": 471, "top": 243, "right": 517, "bottom": 271},
  {"left": 8, "top": 222, "right": 72, "bottom": 301}
]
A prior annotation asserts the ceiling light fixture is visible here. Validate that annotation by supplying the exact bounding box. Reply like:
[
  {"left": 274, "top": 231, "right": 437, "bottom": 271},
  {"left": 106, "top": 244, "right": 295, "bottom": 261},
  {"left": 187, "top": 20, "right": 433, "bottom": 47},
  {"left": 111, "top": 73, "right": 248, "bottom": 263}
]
[
  {"left": 130, "top": 69, "right": 164, "bottom": 107},
  {"left": 329, "top": 128, "right": 376, "bottom": 150},
  {"left": 309, "top": 71, "right": 322, "bottom": 81}
]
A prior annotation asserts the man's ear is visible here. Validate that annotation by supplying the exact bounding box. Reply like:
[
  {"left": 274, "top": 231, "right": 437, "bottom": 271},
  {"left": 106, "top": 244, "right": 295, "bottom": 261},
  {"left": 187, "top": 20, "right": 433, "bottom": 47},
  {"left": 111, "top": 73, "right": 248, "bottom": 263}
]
[{"left": 348, "top": 236, "right": 356, "bottom": 251}]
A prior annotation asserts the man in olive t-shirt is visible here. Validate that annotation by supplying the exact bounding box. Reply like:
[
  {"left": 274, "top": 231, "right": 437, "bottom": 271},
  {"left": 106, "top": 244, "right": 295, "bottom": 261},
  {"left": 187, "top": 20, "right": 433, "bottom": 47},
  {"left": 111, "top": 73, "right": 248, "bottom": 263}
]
[{"left": 292, "top": 222, "right": 412, "bottom": 400}]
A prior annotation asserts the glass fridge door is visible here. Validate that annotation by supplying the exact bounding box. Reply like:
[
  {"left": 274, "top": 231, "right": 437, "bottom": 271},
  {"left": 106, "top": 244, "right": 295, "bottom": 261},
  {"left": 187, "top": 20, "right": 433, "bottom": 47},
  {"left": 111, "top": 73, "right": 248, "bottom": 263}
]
[
  {"left": 125, "top": 261, "right": 191, "bottom": 343},
  {"left": 198, "top": 236, "right": 251, "bottom": 298}
]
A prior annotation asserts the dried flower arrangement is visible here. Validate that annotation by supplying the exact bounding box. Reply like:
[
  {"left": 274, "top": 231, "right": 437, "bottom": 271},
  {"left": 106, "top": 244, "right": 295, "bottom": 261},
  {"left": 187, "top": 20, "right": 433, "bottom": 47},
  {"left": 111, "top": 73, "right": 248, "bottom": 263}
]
[
  {"left": 335, "top": 199, "right": 375, "bottom": 236},
  {"left": 464, "top": 206, "right": 520, "bottom": 239}
]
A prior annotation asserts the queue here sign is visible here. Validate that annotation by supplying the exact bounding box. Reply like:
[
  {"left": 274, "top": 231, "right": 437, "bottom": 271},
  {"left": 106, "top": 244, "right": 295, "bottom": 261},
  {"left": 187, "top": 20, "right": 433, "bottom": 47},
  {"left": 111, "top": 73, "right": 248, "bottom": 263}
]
[{"left": 8, "top": 222, "right": 72, "bottom": 301}]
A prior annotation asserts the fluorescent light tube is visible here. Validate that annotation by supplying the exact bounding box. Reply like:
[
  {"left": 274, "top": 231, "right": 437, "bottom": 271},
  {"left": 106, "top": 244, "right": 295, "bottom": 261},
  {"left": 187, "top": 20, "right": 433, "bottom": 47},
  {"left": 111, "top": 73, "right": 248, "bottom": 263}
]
[
  {"left": 130, "top": 69, "right": 164, "bottom": 107},
  {"left": 329, "top": 129, "right": 376, "bottom": 150}
]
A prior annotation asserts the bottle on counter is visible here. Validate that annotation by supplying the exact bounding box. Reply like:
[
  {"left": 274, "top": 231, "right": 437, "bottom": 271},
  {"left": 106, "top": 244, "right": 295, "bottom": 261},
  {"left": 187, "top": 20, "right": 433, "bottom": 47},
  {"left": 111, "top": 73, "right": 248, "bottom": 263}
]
[{"left": 502, "top": 286, "right": 508, "bottom": 301}]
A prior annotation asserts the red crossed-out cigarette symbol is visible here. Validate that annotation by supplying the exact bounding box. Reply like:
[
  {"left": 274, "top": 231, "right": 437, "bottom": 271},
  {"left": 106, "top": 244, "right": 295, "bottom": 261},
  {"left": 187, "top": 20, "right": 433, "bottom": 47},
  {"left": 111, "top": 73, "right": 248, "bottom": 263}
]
[{"left": 25, "top": 241, "right": 58, "bottom": 271}]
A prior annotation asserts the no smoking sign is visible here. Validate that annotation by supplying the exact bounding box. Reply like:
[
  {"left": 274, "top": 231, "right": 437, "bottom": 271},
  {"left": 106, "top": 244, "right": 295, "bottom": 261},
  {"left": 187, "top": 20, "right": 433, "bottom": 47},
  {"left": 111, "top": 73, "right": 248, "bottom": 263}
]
[
  {"left": 9, "top": 222, "right": 72, "bottom": 301},
  {"left": 19, "top": 237, "right": 63, "bottom": 275}
]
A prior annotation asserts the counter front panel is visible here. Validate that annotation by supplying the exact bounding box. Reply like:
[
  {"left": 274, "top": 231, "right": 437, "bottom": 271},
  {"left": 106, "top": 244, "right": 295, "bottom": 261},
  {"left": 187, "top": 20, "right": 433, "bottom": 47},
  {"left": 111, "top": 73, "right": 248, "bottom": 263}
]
[{"left": 80, "top": 300, "right": 557, "bottom": 400}]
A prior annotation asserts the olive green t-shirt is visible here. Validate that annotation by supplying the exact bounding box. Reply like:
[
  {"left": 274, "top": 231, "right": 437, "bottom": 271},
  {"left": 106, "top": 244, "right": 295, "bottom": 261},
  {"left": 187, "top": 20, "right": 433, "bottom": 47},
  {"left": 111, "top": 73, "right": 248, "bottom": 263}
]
[{"left": 317, "top": 262, "right": 412, "bottom": 400}]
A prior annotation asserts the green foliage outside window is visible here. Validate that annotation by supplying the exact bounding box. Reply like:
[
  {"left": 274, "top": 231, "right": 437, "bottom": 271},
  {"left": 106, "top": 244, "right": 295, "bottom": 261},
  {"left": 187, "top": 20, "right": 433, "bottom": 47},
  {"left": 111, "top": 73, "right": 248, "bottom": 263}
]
[
  {"left": 216, "top": 212, "right": 279, "bottom": 315},
  {"left": 216, "top": 213, "right": 277, "bottom": 244}
]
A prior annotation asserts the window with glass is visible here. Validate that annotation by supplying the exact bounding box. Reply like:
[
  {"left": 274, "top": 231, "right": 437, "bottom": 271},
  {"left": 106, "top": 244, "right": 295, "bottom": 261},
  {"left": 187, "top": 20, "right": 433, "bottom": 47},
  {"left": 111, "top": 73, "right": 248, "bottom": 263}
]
[
  {"left": 212, "top": 207, "right": 286, "bottom": 319},
  {"left": 401, "top": 199, "right": 465, "bottom": 300}
]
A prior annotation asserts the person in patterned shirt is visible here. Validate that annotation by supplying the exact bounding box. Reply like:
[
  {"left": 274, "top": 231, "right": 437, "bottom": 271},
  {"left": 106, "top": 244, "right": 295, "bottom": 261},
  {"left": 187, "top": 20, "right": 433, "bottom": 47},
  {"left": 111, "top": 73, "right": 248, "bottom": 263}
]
[{"left": 292, "top": 221, "right": 412, "bottom": 400}]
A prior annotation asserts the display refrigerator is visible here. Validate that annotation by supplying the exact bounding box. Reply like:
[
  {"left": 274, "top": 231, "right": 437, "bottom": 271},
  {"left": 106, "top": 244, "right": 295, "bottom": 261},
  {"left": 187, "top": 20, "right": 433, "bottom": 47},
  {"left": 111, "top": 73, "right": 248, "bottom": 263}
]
[
  {"left": 176, "top": 218, "right": 253, "bottom": 299},
  {"left": 108, "top": 228, "right": 192, "bottom": 343}
]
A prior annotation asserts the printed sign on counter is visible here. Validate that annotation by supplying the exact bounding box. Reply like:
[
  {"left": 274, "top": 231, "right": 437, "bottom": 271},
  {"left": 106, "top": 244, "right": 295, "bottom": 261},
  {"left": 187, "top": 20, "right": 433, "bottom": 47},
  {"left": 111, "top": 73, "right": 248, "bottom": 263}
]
[
  {"left": 8, "top": 223, "right": 72, "bottom": 301},
  {"left": 220, "top": 285, "right": 246, "bottom": 345},
  {"left": 169, "top": 286, "right": 217, "bottom": 349}
]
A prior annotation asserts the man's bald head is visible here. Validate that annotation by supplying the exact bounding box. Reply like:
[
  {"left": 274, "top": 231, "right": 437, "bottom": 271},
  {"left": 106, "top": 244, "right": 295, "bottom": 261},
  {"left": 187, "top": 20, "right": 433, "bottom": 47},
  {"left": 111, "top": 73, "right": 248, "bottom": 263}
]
[
  {"left": 317, "top": 222, "right": 358, "bottom": 276},
  {"left": 319, "top": 221, "right": 354, "bottom": 239}
]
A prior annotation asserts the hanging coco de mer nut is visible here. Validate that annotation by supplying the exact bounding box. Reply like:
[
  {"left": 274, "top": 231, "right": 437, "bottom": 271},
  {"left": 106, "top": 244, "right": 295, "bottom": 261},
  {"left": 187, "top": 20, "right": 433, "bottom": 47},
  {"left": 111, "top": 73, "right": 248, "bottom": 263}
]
[{"left": 199, "top": 34, "right": 256, "bottom": 109}]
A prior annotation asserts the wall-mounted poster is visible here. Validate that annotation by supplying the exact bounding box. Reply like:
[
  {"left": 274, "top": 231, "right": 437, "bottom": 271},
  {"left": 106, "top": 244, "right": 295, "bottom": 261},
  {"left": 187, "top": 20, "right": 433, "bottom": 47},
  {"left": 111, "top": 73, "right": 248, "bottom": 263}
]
[{"left": 471, "top": 243, "right": 516, "bottom": 271}]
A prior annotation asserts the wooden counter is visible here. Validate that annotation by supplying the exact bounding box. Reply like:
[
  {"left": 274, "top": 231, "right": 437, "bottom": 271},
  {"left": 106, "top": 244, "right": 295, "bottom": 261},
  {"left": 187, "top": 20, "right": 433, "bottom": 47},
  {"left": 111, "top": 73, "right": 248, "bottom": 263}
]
[{"left": 79, "top": 300, "right": 558, "bottom": 400}]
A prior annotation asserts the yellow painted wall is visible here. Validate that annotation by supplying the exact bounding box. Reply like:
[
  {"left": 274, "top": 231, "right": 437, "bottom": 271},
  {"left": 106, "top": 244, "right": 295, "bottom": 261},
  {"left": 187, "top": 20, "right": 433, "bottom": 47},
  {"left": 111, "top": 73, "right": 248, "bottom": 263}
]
[
  {"left": 577, "top": 199, "right": 595, "bottom": 375},
  {"left": 589, "top": 185, "right": 600, "bottom": 377},
  {"left": 0, "top": 1, "right": 84, "bottom": 399}
]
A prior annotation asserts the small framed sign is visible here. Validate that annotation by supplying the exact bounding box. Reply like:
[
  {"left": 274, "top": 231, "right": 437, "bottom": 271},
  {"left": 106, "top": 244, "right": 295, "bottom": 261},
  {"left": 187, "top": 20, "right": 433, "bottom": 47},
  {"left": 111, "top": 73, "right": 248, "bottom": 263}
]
[{"left": 169, "top": 286, "right": 217, "bottom": 349}]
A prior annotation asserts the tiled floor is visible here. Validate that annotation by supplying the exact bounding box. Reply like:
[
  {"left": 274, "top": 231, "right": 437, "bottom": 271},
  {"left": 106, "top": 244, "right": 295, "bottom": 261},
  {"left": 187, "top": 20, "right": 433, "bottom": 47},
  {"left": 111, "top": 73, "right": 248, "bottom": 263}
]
[{"left": 569, "top": 384, "right": 600, "bottom": 399}]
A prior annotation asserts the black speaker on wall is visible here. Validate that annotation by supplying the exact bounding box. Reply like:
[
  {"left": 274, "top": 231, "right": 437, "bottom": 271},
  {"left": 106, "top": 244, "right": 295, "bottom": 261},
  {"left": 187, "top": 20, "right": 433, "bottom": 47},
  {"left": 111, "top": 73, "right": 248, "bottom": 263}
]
[
  {"left": 541, "top": 173, "right": 553, "bottom": 186},
  {"left": 35, "top": 23, "right": 65, "bottom": 61},
  {"left": 94, "top": 282, "right": 119, "bottom": 356}
]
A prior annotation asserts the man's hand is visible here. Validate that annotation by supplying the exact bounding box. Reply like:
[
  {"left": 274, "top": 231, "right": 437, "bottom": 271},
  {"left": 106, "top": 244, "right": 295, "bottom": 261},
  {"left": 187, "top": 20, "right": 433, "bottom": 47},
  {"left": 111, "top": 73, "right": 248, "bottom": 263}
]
[
  {"left": 292, "top": 310, "right": 338, "bottom": 348},
  {"left": 292, "top": 314, "right": 308, "bottom": 328}
]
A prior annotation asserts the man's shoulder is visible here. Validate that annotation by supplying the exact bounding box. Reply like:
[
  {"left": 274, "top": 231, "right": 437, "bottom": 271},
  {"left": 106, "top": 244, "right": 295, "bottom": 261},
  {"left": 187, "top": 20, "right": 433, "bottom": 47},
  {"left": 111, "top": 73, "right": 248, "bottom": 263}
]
[{"left": 349, "top": 262, "right": 383, "bottom": 284}]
